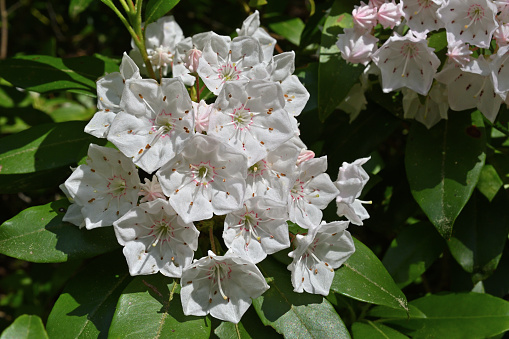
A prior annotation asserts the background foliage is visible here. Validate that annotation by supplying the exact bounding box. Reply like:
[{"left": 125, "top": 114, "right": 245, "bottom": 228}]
[{"left": 1, "top": 0, "right": 508, "bottom": 338}]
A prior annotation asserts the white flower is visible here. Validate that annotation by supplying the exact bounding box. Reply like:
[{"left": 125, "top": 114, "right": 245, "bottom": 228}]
[
  {"left": 437, "top": 0, "right": 499, "bottom": 48},
  {"left": 113, "top": 199, "right": 199, "bottom": 277},
  {"left": 107, "top": 78, "right": 194, "bottom": 173},
  {"left": 288, "top": 221, "right": 355, "bottom": 296},
  {"left": 208, "top": 80, "right": 294, "bottom": 166},
  {"left": 138, "top": 175, "right": 166, "bottom": 203},
  {"left": 59, "top": 183, "right": 85, "bottom": 228},
  {"left": 85, "top": 53, "right": 141, "bottom": 138},
  {"left": 491, "top": 45, "right": 509, "bottom": 99},
  {"left": 371, "top": 30, "right": 440, "bottom": 95},
  {"left": 63, "top": 144, "right": 140, "bottom": 229},
  {"left": 130, "top": 16, "right": 184, "bottom": 77},
  {"left": 400, "top": 0, "right": 444, "bottom": 33},
  {"left": 446, "top": 38, "right": 473, "bottom": 68},
  {"left": 335, "top": 157, "right": 371, "bottom": 226},
  {"left": 493, "top": 23, "right": 509, "bottom": 45},
  {"left": 236, "top": 10, "right": 276, "bottom": 62},
  {"left": 223, "top": 197, "right": 290, "bottom": 263},
  {"left": 197, "top": 36, "right": 267, "bottom": 95},
  {"left": 181, "top": 250, "right": 269, "bottom": 323},
  {"left": 288, "top": 156, "right": 339, "bottom": 228},
  {"left": 193, "top": 100, "right": 215, "bottom": 133},
  {"left": 402, "top": 83, "right": 449, "bottom": 129},
  {"left": 377, "top": 1, "right": 403, "bottom": 29},
  {"left": 336, "top": 28, "right": 379, "bottom": 66},
  {"left": 156, "top": 134, "right": 247, "bottom": 224}
]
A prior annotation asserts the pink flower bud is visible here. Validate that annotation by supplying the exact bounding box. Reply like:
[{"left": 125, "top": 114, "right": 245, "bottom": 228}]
[
  {"left": 184, "top": 48, "right": 202, "bottom": 73},
  {"left": 297, "top": 149, "right": 315, "bottom": 165},
  {"left": 192, "top": 100, "right": 214, "bottom": 133},
  {"left": 353, "top": 1, "right": 378, "bottom": 32}
]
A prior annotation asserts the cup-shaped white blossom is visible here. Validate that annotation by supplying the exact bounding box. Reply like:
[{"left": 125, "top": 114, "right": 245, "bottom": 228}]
[
  {"left": 59, "top": 183, "right": 85, "bottom": 228},
  {"left": 197, "top": 36, "right": 267, "bottom": 95},
  {"left": 85, "top": 53, "right": 141, "bottom": 138},
  {"left": 236, "top": 10, "right": 276, "bottom": 62},
  {"left": 209, "top": 80, "right": 294, "bottom": 167},
  {"left": 337, "top": 28, "right": 379, "bottom": 66},
  {"left": 63, "top": 144, "right": 140, "bottom": 229},
  {"left": 446, "top": 38, "right": 473, "bottom": 68},
  {"left": 288, "top": 221, "right": 355, "bottom": 296},
  {"left": 156, "top": 134, "right": 247, "bottom": 223},
  {"left": 113, "top": 199, "right": 199, "bottom": 277},
  {"left": 193, "top": 100, "right": 215, "bottom": 133},
  {"left": 223, "top": 197, "right": 290, "bottom": 263},
  {"left": 437, "top": 0, "right": 498, "bottom": 48},
  {"left": 401, "top": 0, "right": 444, "bottom": 33},
  {"left": 335, "top": 157, "right": 371, "bottom": 226},
  {"left": 130, "top": 16, "right": 184, "bottom": 76},
  {"left": 371, "top": 30, "right": 440, "bottom": 96},
  {"left": 181, "top": 250, "right": 269, "bottom": 323},
  {"left": 490, "top": 45, "right": 509, "bottom": 98},
  {"left": 107, "top": 78, "right": 194, "bottom": 173},
  {"left": 402, "top": 84, "right": 449, "bottom": 129},
  {"left": 244, "top": 143, "right": 300, "bottom": 202},
  {"left": 288, "top": 156, "right": 339, "bottom": 228}
]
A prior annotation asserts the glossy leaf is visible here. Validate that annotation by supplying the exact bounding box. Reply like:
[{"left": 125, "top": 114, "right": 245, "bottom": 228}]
[
  {"left": 144, "top": 0, "right": 180, "bottom": 26},
  {"left": 476, "top": 164, "right": 503, "bottom": 202},
  {"left": 331, "top": 238, "right": 408, "bottom": 311},
  {"left": 382, "top": 222, "right": 446, "bottom": 288},
  {"left": 351, "top": 321, "right": 408, "bottom": 339},
  {"left": 376, "top": 293, "right": 509, "bottom": 339},
  {"left": 0, "top": 121, "right": 106, "bottom": 193},
  {"left": 214, "top": 307, "right": 280, "bottom": 339},
  {"left": 46, "top": 252, "right": 132, "bottom": 339},
  {"left": 69, "top": 0, "right": 94, "bottom": 18},
  {"left": 108, "top": 275, "right": 211, "bottom": 338},
  {"left": 0, "top": 54, "right": 118, "bottom": 95},
  {"left": 405, "top": 110, "right": 486, "bottom": 239},
  {"left": 484, "top": 244, "right": 509, "bottom": 298},
  {"left": 267, "top": 16, "right": 305, "bottom": 46},
  {"left": 253, "top": 257, "right": 350, "bottom": 338},
  {"left": 448, "top": 191, "right": 509, "bottom": 282},
  {"left": 0, "top": 315, "right": 48, "bottom": 339},
  {"left": 318, "top": 0, "right": 364, "bottom": 121},
  {"left": 0, "top": 200, "right": 119, "bottom": 263}
]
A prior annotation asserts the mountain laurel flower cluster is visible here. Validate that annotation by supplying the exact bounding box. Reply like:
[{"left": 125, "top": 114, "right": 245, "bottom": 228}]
[
  {"left": 337, "top": 0, "right": 509, "bottom": 129},
  {"left": 61, "top": 12, "right": 371, "bottom": 323}
]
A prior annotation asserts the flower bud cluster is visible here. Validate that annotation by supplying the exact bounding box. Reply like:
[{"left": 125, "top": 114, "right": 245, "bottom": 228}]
[
  {"left": 61, "top": 12, "right": 371, "bottom": 323},
  {"left": 337, "top": 0, "right": 509, "bottom": 128}
]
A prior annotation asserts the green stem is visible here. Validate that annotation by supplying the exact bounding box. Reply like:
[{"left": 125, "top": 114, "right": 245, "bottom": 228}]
[
  {"left": 118, "top": 0, "right": 131, "bottom": 13},
  {"left": 209, "top": 226, "right": 217, "bottom": 254},
  {"left": 196, "top": 75, "right": 200, "bottom": 102},
  {"left": 101, "top": 1, "right": 138, "bottom": 44}
]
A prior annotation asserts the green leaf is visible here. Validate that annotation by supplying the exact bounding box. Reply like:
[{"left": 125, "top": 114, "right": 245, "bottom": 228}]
[
  {"left": 377, "top": 293, "right": 509, "bottom": 339},
  {"left": 448, "top": 191, "right": 509, "bottom": 282},
  {"left": 108, "top": 275, "right": 211, "bottom": 338},
  {"left": 331, "top": 238, "right": 408, "bottom": 311},
  {"left": 476, "top": 164, "right": 503, "bottom": 202},
  {"left": 405, "top": 110, "right": 486, "bottom": 239},
  {"left": 0, "top": 200, "right": 119, "bottom": 263},
  {"left": 318, "top": 0, "right": 365, "bottom": 121},
  {"left": 382, "top": 222, "right": 446, "bottom": 288},
  {"left": 46, "top": 251, "right": 132, "bottom": 339},
  {"left": 249, "top": 0, "right": 268, "bottom": 6},
  {"left": 69, "top": 0, "right": 94, "bottom": 18},
  {"left": 0, "top": 54, "right": 118, "bottom": 95},
  {"left": 144, "top": 0, "right": 180, "bottom": 26},
  {"left": 266, "top": 16, "right": 305, "bottom": 46},
  {"left": 0, "top": 121, "right": 106, "bottom": 193},
  {"left": 0, "top": 315, "right": 48, "bottom": 339},
  {"left": 484, "top": 244, "right": 509, "bottom": 298},
  {"left": 214, "top": 307, "right": 280, "bottom": 339},
  {"left": 351, "top": 321, "right": 408, "bottom": 339},
  {"left": 427, "top": 31, "right": 448, "bottom": 53},
  {"left": 253, "top": 257, "right": 350, "bottom": 338}
]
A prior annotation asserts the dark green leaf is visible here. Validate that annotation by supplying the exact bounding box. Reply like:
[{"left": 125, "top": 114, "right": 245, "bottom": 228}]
[
  {"left": 0, "top": 54, "right": 118, "bottom": 95},
  {"left": 405, "top": 110, "right": 486, "bottom": 239},
  {"left": 266, "top": 16, "right": 305, "bottom": 46},
  {"left": 476, "top": 164, "right": 503, "bottom": 202},
  {"left": 253, "top": 257, "right": 350, "bottom": 338},
  {"left": 0, "top": 200, "right": 119, "bottom": 263},
  {"left": 377, "top": 293, "right": 509, "bottom": 339},
  {"left": 295, "top": 63, "right": 318, "bottom": 114},
  {"left": 46, "top": 252, "right": 132, "bottom": 339},
  {"left": 484, "top": 244, "right": 509, "bottom": 298},
  {"left": 382, "top": 222, "right": 446, "bottom": 288},
  {"left": 214, "top": 307, "right": 280, "bottom": 339},
  {"left": 331, "top": 238, "right": 408, "bottom": 311},
  {"left": 427, "top": 31, "right": 448, "bottom": 52},
  {"left": 318, "top": 0, "right": 364, "bottom": 121},
  {"left": 0, "top": 107, "right": 53, "bottom": 134},
  {"left": 351, "top": 321, "right": 408, "bottom": 339},
  {"left": 69, "top": 0, "right": 94, "bottom": 18},
  {"left": 108, "top": 275, "right": 211, "bottom": 338},
  {"left": 448, "top": 191, "right": 509, "bottom": 282},
  {"left": 249, "top": 0, "right": 268, "bottom": 6},
  {"left": 0, "top": 121, "right": 106, "bottom": 193},
  {"left": 0, "top": 315, "right": 48, "bottom": 339},
  {"left": 144, "top": 0, "right": 180, "bottom": 26}
]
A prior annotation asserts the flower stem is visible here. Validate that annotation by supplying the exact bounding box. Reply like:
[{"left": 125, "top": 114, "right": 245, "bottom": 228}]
[
  {"left": 196, "top": 75, "right": 200, "bottom": 102},
  {"left": 209, "top": 226, "right": 216, "bottom": 254}
]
